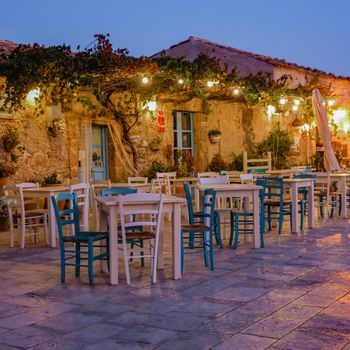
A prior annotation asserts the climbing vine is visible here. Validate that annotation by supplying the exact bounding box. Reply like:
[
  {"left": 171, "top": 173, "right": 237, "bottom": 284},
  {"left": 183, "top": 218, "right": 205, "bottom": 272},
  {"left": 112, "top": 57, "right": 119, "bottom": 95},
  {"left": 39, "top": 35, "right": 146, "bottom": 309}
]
[{"left": 0, "top": 34, "right": 333, "bottom": 167}]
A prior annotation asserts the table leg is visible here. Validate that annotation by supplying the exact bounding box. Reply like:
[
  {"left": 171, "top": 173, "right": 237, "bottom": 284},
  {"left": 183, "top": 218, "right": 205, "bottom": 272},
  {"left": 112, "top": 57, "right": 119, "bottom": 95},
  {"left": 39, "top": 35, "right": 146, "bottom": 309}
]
[
  {"left": 108, "top": 206, "right": 119, "bottom": 285},
  {"left": 253, "top": 190, "right": 260, "bottom": 248},
  {"left": 291, "top": 183, "right": 299, "bottom": 233},
  {"left": 99, "top": 205, "right": 109, "bottom": 273},
  {"left": 158, "top": 213, "right": 165, "bottom": 269},
  {"left": 308, "top": 182, "right": 315, "bottom": 228},
  {"left": 172, "top": 203, "right": 182, "bottom": 280},
  {"left": 340, "top": 177, "right": 347, "bottom": 218},
  {"left": 47, "top": 192, "right": 56, "bottom": 248}
]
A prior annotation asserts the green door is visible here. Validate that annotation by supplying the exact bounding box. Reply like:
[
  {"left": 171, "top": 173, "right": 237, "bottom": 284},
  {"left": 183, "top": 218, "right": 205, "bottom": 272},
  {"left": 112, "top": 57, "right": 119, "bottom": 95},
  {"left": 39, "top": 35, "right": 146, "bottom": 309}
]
[{"left": 91, "top": 125, "right": 108, "bottom": 180}]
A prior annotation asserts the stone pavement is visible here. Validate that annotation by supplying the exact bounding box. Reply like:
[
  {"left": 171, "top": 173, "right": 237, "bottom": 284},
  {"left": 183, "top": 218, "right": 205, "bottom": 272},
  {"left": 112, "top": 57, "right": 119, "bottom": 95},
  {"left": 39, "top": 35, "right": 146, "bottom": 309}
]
[{"left": 0, "top": 219, "right": 350, "bottom": 349}]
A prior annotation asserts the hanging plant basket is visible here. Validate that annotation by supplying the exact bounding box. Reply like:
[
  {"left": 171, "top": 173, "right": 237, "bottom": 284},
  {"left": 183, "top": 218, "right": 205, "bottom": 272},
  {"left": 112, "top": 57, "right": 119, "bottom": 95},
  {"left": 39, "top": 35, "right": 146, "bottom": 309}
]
[
  {"left": 208, "top": 130, "right": 222, "bottom": 143},
  {"left": 129, "top": 134, "right": 141, "bottom": 143},
  {"left": 209, "top": 135, "right": 221, "bottom": 143}
]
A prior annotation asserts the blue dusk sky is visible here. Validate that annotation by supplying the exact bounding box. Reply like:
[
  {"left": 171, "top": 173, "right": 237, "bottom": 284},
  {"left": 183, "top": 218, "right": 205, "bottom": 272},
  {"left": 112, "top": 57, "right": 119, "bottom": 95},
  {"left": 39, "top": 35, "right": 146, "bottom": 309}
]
[{"left": 1, "top": 0, "right": 350, "bottom": 76}]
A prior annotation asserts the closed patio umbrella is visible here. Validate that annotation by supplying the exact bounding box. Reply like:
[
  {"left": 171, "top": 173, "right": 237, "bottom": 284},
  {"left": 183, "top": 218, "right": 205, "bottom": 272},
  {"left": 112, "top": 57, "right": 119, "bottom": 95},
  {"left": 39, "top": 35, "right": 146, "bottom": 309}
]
[{"left": 312, "top": 88, "right": 340, "bottom": 172}]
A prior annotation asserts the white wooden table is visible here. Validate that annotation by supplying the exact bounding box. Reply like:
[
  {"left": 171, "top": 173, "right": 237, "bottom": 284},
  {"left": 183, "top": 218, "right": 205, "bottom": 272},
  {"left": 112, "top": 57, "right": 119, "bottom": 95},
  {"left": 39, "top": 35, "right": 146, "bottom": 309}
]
[
  {"left": 284, "top": 178, "right": 315, "bottom": 233},
  {"left": 328, "top": 173, "right": 350, "bottom": 218},
  {"left": 96, "top": 194, "right": 186, "bottom": 285},
  {"left": 110, "top": 182, "right": 151, "bottom": 193},
  {"left": 194, "top": 184, "right": 261, "bottom": 249},
  {"left": 23, "top": 186, "right": 69, "bottom": 248}
]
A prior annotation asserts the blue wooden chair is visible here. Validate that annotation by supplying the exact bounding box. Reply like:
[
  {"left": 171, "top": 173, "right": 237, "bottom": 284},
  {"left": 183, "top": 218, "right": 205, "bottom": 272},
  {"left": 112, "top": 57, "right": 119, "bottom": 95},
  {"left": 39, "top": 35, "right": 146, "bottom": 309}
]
[
  {"left": 51, "top": 192, "right": 109, "bottom": 285},
  {"left": 183, "top": 183, "right": 222, "bottom": 248},
  {"left": 263, "top": 177, "right": 292, "bottom": 234},
  {"left": 100, "top": 187, "right": 137, "bottom": 196},
  {"left": 181, "top": 188, "right": 217, "bottom": 272},
  {"left": 229, "top": 178, "right": 266, "bottom": 249}
]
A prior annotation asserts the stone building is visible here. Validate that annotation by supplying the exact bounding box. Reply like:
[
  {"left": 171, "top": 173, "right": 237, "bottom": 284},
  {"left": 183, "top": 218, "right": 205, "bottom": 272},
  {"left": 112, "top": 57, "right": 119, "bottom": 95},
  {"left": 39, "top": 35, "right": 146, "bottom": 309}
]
[{"left": 1, "top": 37, "right": 350, "bottom": 183}]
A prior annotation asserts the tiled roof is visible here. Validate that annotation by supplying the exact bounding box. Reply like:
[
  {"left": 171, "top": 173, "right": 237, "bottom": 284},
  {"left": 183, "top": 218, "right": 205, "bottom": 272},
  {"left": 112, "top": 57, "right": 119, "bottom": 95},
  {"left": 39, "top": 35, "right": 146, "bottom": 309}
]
[
  {"left": 0, "top": 40, "right": 17, "bottom": 54},
  {"left": 155, "top": 36, "right": 350, "bottom": 81}
]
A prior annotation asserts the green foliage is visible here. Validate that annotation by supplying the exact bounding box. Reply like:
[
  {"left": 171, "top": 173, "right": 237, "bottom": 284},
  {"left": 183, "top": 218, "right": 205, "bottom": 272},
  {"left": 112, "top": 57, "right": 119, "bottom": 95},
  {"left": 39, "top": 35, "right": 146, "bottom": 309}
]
[
  {"left": 43, "top": 172, "right": 62, "bottom": 184},
  {"left": 3, "top": 128, "right": 19, "bottom": 152},
  {"left": 231, "top": 153, "right": 243, "bottom": 171},
  {"left": 147, "top": 161, "right": 170, "bottom": 180},
  {"left": 0, "top": 162, "right": 15, "bottom": 177},
  {"left": 207, "top": 153, "right": 227, "bottom": 172},
  {"left": 175, "top": 150, "right": 195, "bottom": 177},
  {"left": 208, "top": 129, "right": 221, "bottom": 136},
  {"left": 311, "top": 152, "right": 324, "bottom": 171},
  {"left": 255, "top": 123, "right": 293, "bottom": 169}
]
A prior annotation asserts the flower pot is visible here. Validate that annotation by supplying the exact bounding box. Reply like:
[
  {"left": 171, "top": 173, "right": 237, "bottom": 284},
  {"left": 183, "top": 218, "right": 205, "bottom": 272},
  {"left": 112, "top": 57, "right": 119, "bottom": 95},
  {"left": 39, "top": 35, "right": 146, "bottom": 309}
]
[
  {"left": 150, "top": 142, "right": 161, "bottom": 152},
  {"left": 209, "top": 135, "right": 221, "bottom": 143},
  {"left": 129, "top": 135, "right": 141, "bottom": 143},
  {"left": 0, "top": 177, "right": 9, "bottom": 187}
]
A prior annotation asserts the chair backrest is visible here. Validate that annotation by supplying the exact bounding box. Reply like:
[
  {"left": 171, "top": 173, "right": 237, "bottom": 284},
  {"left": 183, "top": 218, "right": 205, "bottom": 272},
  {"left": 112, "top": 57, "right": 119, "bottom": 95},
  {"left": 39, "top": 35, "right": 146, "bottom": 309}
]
[
  {"left": 197, "top": 172, "right": 218, "bottom": 178},
  {"left": 51, "top": 192, "right": 80, "bottom": 242},
  {"left": 3, "top": 185, "right": 18, "bottom": 219},
  {"left": 100, "top": 187, "right": 137, "bottom": 196},
  {"left": 240, "top": 173, "right": 254, "bottom": 184},
  {"left": 264, "top": 177, "right": 284, "bottom": 201},
  {"left": 243, "top": 151, "right": 272, "bottom": 173},
  {"left": 156, "top": 172, "right": 176, "bottom": 195},
  {"left": 118, "top": 193, "right": 164, "bottom": 239},
  {"left": 312, "top": 172, "right": 330, "bottom": 193},
  {"left": 70, "top": 183, "right": 90, "bottom": 230},
  {"left": 183, "top": 183, "right": 195, "bottom": 224},
  {"left": 198, "top": 175, "right": 228, "bottom": 186},
  {"left": 128, "top": 176, "right": 148, "bottom": 184}
]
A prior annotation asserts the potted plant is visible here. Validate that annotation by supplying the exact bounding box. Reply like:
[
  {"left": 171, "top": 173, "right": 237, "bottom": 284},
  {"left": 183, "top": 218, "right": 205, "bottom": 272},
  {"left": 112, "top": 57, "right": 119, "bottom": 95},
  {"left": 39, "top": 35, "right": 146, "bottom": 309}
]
[
  {"left": 3, "top": 129, "right": 20, "bottom": 153},
  {"left": 129, "top": 132, "right": 141, "bottom": 143},
  {"left": 150, "top": 136, "right": 162, "bottom": 152},
  {"left": 208, "top": 129, "right": 222, "bottom": 143},
  {"left": 0, "top": 161, "right": 15, "bottom": 186},
  {"left": 43, "top": 172, "right": 62, "bottom": 187}
]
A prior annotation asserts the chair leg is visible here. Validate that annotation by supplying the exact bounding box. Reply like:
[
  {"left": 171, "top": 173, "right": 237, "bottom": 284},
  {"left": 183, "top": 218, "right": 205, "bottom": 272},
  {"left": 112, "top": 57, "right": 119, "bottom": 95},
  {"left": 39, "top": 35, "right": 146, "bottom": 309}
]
[
  {"left": 300, "top": 202, "right": 304, "bottom": 231},
  {"left": 122, "top": 238, "right": 131, "bottom": 285},
  {"left": 233, "top": 214, "right": 239, "bottom": 249},
  {"left": 75, "top": 242, "right": 81, "bottom": 277},
  {"left": 20, "top": 220, "right": 25, "bottom": 249},
  {"left": 214, "top": 212, "right": 223, "bottom": 248},
  {"left": 260, "top": 211, "right": 265, "bottom": 248},
  {"left": 9, "top": 216, "right": 14, "bottom": 248},
  {"left": 140, "top": 240, "right": 145, "bottom": 267},
  {"left": 181, "top": 230, "right": 185, "bottom": 273},
  {"left": 88, "top": 240, "right": 94, "bottom": 285},
  {"left": 203, "top": 233, "right": 209, "bottom": 267},
  {"left": 278, "top": 208, "right": 284, "bottom": 234},
  {"left": 209, "top": 234, "right": 214, "bottom": 271},
  {"left": 267, "top": 206, "right": 272, "bottom": 231},
  {"left": 229, "top": 211, "right": 234, "bottom": 247},
  {"left": 60, "top": 250, "right": 66, "bottom": 283}
]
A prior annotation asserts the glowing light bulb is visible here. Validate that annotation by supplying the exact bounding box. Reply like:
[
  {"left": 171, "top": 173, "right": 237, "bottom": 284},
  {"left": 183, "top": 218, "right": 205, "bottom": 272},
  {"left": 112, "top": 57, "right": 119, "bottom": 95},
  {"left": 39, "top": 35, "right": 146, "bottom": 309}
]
[
  {"left": 292, "top": 105, "right": 299, "bottom": 111},
  {"left": 178, "top": 79, "right": 184, "bottom": 84},
  {"left": 233, "top": 88, "right": 240, "bottom": 95},
  {"left": 327, "top": 99, "right": 335, "bottom": 107},
  {"left": 267, "top": 105, "right": 276, "bottom": 118},
  {"left": 294, "top": 99, "right": 300, "bottom": 106},
  {"left": 279, "top": 98, "right": 287, "bottom": 105},
  {"left": 147, "top": 101, "right": 157, "bottom": 111},
  {"left": 141, "top": 77, "right": 149, "bottom": 84},
  {"left": 207, "top": 81, "right": 214, "bottom": 88},
  {"left": 344, "top": 121, "right": 350, "bottom": 133}
]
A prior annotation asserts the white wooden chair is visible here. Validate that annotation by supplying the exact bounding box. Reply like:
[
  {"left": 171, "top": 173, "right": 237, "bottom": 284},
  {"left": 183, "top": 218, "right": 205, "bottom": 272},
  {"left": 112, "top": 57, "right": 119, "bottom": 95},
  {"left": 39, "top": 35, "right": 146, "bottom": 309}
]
[
  {"left": 197, "top": 172, "right": 219, "bottom": 179},
  {"left": 70, "top": 183, "right": 90, "bottom": 230},
  {"left": 198, "top": 175, "right": 228, "bottom": 186},
  {"left": 118, "top": 193, "right": 164, "bottom": 285},
  {"left": 240, "top": 173, "right": 254, "bottom": 184},
  {"left": 243, "top": 151, "right": 271, "bottom": 173},
  {"left": 150, "top": 179, "right": 162, "bottom": 193},
  {"left": 128, "top": 176, "right": 148, "bottom": 185},
  {"left": 90, "top": 179, "right": 111, "bottom": 230},
  {"left": 156, "top": 172, "right": 176, "bottom": 195},
  {"left": 4, "top": 183, "right": 48, "bottom": 248}
]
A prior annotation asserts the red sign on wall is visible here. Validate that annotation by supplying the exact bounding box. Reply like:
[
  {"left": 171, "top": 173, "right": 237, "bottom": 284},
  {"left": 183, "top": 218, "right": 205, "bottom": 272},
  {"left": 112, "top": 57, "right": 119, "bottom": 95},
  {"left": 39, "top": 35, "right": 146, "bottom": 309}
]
[{"left": 157, "top": 111, "right": 165, "bottom": 132}]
